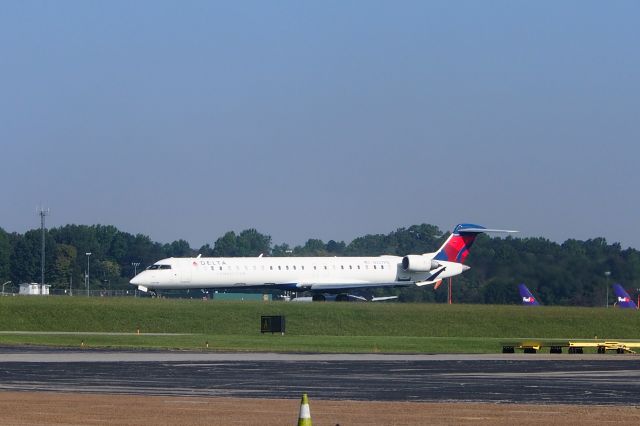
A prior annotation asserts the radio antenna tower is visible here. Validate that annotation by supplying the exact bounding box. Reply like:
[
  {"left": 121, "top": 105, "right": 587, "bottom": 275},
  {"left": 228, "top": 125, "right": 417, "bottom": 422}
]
[{"left": 38, "top": 207, "right": 50, "bottom": 287}]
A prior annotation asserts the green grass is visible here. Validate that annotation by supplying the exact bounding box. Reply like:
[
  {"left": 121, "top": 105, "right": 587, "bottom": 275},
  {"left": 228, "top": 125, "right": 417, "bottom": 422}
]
[{"left": 0, "top": 296, "right": 638, "bottom": 352}]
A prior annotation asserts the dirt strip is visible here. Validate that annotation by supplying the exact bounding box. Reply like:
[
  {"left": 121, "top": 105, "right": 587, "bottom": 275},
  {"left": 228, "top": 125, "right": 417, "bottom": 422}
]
[{"left": 0, "top": 392, "right": 639, "bottom": 425}]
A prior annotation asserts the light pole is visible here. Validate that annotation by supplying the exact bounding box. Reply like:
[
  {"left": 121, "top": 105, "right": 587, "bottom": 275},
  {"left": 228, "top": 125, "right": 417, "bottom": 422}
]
[
  {"left": 86, "top": 252, "right": 92, "bottom": 297},
  {"left": 132, "top": 262, "right": 140, "bottom": 277},
  {"left": 2, "top": 281, "right": 11, "bottom": 296},
  {"left": 604, "top": 271, "right": 611, "bottom": 308},
  {"left": 132, "top": 262, "right": 141, "bottom": 298}
]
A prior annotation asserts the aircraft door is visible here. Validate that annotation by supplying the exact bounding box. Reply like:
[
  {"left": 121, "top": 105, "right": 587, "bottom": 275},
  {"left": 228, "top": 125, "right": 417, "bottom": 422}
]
[{"left": 179, "top": 259, "right": 192, "bottom": 284}]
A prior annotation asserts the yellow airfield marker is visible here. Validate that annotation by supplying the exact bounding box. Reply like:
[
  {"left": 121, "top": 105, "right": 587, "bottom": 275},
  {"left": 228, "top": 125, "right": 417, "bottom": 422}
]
[{"left": 297, "top": 393, "right": 312, "bottom": 426}]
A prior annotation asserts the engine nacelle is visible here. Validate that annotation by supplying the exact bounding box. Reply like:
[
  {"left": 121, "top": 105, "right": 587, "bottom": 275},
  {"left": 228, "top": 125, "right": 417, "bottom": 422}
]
[{"left": 401, "top": 255, "right": 440, "bottom": 272}]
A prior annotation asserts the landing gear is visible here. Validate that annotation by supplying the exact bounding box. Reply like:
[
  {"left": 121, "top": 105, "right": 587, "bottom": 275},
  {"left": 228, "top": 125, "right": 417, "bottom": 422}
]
[
  {"left": 335, "top": 294, "right": 350, "bottom": 302},
  {"left": 312, "top": 294, "right": 326, "bottom": 302}
]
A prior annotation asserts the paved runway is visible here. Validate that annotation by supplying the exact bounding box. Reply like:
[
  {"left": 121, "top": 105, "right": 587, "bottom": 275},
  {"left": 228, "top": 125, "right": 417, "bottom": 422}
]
[{"left": 0, "top": 347, "right": 639, "bottom": 405}]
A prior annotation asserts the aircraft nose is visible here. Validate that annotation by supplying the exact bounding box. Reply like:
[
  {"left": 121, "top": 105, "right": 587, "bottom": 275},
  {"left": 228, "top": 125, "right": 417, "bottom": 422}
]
[{"left": 130, "top": 274, "right": 142, "bottom": 285}]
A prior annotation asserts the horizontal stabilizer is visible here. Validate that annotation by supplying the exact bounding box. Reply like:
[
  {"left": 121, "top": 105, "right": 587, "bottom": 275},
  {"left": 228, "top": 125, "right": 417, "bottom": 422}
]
[
  {"left": 434, "top": 224, "right": 517, "bottom": 264},
  {"left": 458, "top": 227, "right": 518, "bottom": 234},
  {"left": 415, "top": 279, "right": 442, "bottom": 287}
]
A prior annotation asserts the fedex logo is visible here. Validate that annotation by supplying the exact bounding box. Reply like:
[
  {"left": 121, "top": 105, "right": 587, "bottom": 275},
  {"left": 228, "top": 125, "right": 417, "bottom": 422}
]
[
  {"left": 618, "top": 296, "right": 630, "bottom": 303},
  {"left": 522, "top": 297, "right": 535, "bottom": 303}
]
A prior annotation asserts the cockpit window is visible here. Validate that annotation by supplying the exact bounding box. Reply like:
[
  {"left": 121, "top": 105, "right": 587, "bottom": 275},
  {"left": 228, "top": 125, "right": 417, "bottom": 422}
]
[{"left": 147, "top": 264, "right": 172, "bottom": 270}]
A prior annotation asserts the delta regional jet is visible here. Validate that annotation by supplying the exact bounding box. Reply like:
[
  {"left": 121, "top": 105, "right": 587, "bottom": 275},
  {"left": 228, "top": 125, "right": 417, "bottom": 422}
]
[{"left": 130, "top": 224, "right": 516, "bottom": 301}]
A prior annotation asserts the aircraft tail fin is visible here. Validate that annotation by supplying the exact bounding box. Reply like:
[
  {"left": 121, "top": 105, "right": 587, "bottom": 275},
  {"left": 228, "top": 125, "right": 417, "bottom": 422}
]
[
  {"left": 433, "top": 224, "right": 517, "bottom": 264},
  {"left": 613, "top": 284, "right": 637, "bottom": 309},
  {"left": 518, "top": 284, "right": 540, "bottom": 306}
]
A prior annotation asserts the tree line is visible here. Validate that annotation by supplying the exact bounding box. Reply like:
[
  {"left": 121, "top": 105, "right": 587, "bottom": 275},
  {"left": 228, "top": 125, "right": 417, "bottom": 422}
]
[{"left": 0, "top": 223, "right": 638, "bottom": 305}]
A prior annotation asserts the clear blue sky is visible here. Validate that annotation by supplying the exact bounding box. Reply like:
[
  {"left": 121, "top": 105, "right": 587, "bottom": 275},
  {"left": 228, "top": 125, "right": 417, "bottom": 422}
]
[{"left": 1, "top": 1, "right": 638, "bottom": 248}]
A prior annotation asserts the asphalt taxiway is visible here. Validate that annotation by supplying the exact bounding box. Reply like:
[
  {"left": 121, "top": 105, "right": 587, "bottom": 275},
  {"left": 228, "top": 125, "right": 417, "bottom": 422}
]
[{"left": 0, "top": 347, "right": 639, "bottom": 405}]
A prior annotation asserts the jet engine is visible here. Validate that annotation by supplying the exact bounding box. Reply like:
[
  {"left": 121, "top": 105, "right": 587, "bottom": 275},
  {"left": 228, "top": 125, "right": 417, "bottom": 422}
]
[{"left": 401, "top": 255, "right": 440, "bottom": 272}]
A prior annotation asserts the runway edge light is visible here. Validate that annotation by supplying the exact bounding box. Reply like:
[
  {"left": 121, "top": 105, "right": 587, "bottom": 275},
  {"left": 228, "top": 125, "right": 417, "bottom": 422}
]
[{"left": 297, "top": 393, "right": 312, "bottom": 426}]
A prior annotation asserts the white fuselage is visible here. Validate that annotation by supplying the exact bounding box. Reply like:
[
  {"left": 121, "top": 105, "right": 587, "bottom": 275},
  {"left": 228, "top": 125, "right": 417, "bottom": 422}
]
[{"left": 130, "top": 254, "right": 467, "bottom": 293}]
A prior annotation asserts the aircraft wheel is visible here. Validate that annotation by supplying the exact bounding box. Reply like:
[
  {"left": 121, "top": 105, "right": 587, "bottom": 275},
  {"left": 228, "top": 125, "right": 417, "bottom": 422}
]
[{"left": 312, "top": 294, "right": 326, "bottom": 302}]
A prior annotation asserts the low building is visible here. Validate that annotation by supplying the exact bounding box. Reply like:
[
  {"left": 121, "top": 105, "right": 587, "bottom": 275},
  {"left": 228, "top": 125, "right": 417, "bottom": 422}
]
[{"left": 19, "top": 283, "right": 51, "bottom": 296}]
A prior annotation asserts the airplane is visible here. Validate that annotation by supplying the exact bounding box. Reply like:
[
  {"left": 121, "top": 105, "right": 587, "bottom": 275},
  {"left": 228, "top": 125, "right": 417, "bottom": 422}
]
[
  {"left": 518, "top": 284, "right": 540, "bottom": 306},
  {"left": 612, "top": 283, "right": 637, "bottom": 309},
  {"left": 130, "top": 223, "right": 517, "bottom": 301}
]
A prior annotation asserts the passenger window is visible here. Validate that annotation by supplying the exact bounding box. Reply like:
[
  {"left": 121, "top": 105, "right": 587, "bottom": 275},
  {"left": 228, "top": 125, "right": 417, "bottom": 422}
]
[
  {"left": 286, "top": 266, "right": 289, "bottom": 270},
  {"left": 381, "top": 265, "right": 384, "bottom": 270},
  {"left": 374, "top": 265, "right": 377, "bottom": 270},
  {"left": 293, "top": 266, "right": 296, "bottom": 270},
  {"left": 349, "top": 265, "right": 352, "bottom": 269},
  {"left": 219, "top": 266, "right": 223, "bottom": 271},
  {"left": 301, "top": 266, "right": 304, "bottom": 270},
  {"left": 341, "top": 265, "right": 344, "bottom": 270},
  {"left": 278, "top": 266, "right": 281, "bottom": 270},
  {"left": 270, "top": 266, "right": 273, "bottom": 270}
]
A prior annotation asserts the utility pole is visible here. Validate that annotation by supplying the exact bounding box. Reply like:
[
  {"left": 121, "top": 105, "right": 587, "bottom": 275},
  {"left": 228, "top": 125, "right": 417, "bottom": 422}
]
[
  {"left": 86, "top": 252, "right": 92, "bottom": 296},
  {"left": 38, "top": 207, "right": 50, "bottom": 288}
]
